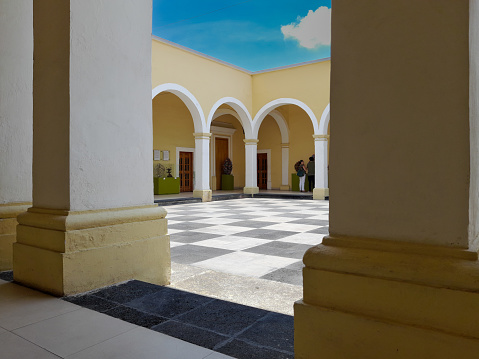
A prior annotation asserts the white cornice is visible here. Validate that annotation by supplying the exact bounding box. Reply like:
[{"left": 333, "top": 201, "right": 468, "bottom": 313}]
[{"left": 152, "top": 35, "right": 330, "bottom": 75}]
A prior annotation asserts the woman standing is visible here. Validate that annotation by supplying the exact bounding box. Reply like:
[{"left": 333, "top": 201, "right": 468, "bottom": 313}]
[{"left": 297, "top": 160, "right": 308, "bottom": 192}]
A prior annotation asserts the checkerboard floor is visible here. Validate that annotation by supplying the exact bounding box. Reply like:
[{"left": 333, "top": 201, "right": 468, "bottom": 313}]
[{"left": 167, "top": 198, "right": 329, "bottom": 286}]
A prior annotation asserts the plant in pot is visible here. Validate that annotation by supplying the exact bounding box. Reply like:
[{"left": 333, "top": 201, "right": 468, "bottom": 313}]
[{"left": 221, "top": 158, "right": 234, "bottom": 190}]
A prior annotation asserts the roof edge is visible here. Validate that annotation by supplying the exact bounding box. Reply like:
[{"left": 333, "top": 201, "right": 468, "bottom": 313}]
[{"left": 152, "top": 35, "right": 330, "bottom": 75}]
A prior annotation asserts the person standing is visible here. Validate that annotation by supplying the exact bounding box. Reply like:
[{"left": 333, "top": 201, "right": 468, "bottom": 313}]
[
  {"left": 307, "top": 156, "right": 315, "bottom": 192},
  {"left": 297, "top": 160, "right": 308, "bottom": 192}
]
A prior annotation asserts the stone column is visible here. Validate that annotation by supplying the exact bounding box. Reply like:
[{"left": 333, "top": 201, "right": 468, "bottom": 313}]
[
  {"left": 243, "top": 139, "right": 259, "bottom": 194},
  {"left": 0, "top": 0, "right": 33, "bottom": 270},
  {"left": 193, "top": 133, "right": 212, "bottom": 202},
  {"left": 295, "top": 1, "right": 479, "bottom": 358},
  {"left": 280, "top": 143, "right": 290, "bottom": 190},
  {"left": 312, "top": 134, "right": 329, "bottom": 200},
  {"left": 13, "top": 0, "right": 170, "bottom": 296}
]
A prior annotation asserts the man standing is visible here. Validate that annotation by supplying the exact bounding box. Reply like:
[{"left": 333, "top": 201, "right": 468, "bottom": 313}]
[{"left": 307, "top": 156, "right": 315, "bottom": 192}]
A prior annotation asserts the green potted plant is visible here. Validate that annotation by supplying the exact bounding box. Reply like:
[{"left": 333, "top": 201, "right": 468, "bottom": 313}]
[{"left": 221, "top": 158, "right": 234, "bottom": 190}]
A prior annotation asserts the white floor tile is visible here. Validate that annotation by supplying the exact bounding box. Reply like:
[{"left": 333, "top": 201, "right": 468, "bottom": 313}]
[
  {"left": 250, "top": 216, "right": 297, "bottom": 223},
  {"left": 170, "top": 242, "right": 187, "bottom": 248},
  {"left": 0, "top": 332, "right": 60, "bottom": 359},
  {"left": 277, "top": 233, "right": 325, "bottom": 245},
  {"left": 67, "top": 326, "right": 214, "bottom": 359},
  {"left": 0, "top": 292, "right": 80, "bottom": 330},
  {"left": 168, "top": 228, "right": 186, "bottom": 234},
  {"left": 13, "top": 308, "right": 136, "bottom": 358}
]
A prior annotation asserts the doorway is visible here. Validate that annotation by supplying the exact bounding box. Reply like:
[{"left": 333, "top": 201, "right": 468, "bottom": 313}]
[
  {"left": 179, "top": 151, "right": 193, "bottom": 192},
  {"left": 215, "top": 138, "right": 229, "bottom": 190},
  {"left": 257, "top": 153, "right": 267, "bottom": 190}
]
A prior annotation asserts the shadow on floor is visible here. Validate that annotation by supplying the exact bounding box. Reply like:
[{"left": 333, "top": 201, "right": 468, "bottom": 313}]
[{"left": 62, "top": 280, "right": 294, "bottom": 359}]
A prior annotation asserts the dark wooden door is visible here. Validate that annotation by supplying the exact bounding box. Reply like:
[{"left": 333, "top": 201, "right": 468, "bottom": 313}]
[
  {"left": 179, "top": 151, "right": 193, "bottom": 192},
  {"left": 257, "top": 153, "right": 267, "bottom": 189},
  {"left": 215, "top": 138, "right": 228, "bottom": 190}
]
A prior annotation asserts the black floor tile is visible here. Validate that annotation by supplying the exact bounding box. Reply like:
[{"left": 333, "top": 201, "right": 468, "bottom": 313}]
[
  {"left": 168, "top": 222, "right": 215, "bottom": 230},
  {"left": 171, "top": 245, "right": 233, "bottom": 264},
  {"left": 151, "top": 320, "right": 228, "bottom": 350},
  {"left": 0, "top": 271, "right": 13, "bottom": 282},
  {"left": 238, "top": 312, "right": 294, "bottom": 352},
  {"left": 175, "top": 299, "right": 269, "bottom": 336},
  {"left": 166, "top": 215, "right": 208, "bottom": 222},
  {"left": 126, "top": 286, "right": 214, "bottom": 319},
  {"left": 243, "top": 241, "right": 298, "bottom": 255},
  {"left": 227, "top": 220, "right": 277, "bottom": 228},
  {"left": 91, "top": 280, "right": 162, "bottom": 304},
  {"left": 63, "top": 294, "right": 119, "bottom": 313},
  {"left": 217, "top": 339, "right": 294, "bottom": 359},
  {"left": 170, "top": 231, "right": 223, "bottom": 244},
  {"left": 284, "top": 260, "right": 305, "bottom": 271},
  {"left": 234, "top": 229, "right": 297, "bottom": 240},
  {"left": 103, "top": 305, "right": 168, "bottom": 328},
  {"left": 260, "top": 268, "right": 303, "bottom": 286}
]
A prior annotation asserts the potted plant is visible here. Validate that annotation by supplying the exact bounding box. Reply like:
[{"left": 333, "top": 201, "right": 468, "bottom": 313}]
[{"left": 221, "top": 158, "right": 234, "bottom": 190}]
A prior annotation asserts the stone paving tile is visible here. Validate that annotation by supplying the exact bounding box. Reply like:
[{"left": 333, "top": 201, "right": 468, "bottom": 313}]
[
  {"left": 102, "top": 305, "right": 168, "bottom": 328},
  {"left": 91, "top": 280, "right": 162, "bottom": 304},
  {"left": 217, "top": 339, "right": 294, "bottom": 359},
  {"left": 63, "top": 294, "right": 119, "bottom": 313},
  {"left": 171, "top": 245, "right": 233, "bottom": 265}
]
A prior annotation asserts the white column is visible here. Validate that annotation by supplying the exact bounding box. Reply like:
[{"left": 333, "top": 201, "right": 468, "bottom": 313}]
[
  {"left": 14, "top": 0, "right": 169, "bottom": 296},
  {"left": 0, "top": 0, "right": 33, "bottom": 270},
  {"left": 313, "top": 134, "right": 329, "bottom": 199},
  {"left": 193, "top": 132, "right": 212, "bottom": 202},
  {"left": 244, "top": 139, "right": 259, "bottom": 194},
  {"left": 280, "top": 143, "right": 290, "bottom": 190}
]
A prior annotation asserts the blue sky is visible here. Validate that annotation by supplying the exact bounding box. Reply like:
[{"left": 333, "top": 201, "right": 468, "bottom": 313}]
[{"left": 152, "top": 0, "right": 331, "bottom": 72}]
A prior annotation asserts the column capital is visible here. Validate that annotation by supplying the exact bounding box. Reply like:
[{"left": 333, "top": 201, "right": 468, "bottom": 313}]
[
  {"left": 243, "top": 139, "right": 259, "bottom": 145},
  {"left": 281, "top": 143, "right": 290, "bottom": 148},
  {"left": 193, "top": 132, "right": 212, "bottom": 139},
  {"left": 313, "top": 134, "right": 330, "bottom": 141}
]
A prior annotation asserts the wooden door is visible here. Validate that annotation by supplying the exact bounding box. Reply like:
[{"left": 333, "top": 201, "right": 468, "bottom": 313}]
[
  {"left": 215, "top": 138, "right": 229, "bottom": 190},
  {"left": 179, "top": 151, "right": 193, "bottom": 192},
  {"left": 257, "top": 153, "right": 267, "bottom": 189}
]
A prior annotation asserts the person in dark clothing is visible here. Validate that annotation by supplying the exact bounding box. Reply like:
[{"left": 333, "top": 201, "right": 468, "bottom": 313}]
[{"left": 307, "top": 156, "right": 315, "bottom": 192}]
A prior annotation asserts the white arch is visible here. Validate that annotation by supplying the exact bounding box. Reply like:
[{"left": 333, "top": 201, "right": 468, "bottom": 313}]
[
  {"left": 319, "top": 103, "right": 330, "bottom": 135},
  {"left": 152, "top": 83, "right": 206, "bottom": 133},
  {"left": 212, "top": 108, "right": 242, "bottom": 123},
  {"left": 207, "top": 97, "right": 254, "bottom": 139},
  {"left": 253, "top": 98, "right": 320, "bottom": 136}
]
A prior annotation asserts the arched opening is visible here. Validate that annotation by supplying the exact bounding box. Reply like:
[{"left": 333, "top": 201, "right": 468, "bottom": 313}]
[
  {"left": 152, "top": 84, "right": 209, "bottom": 197},
  {"left": 254, "top": 99, "right": 317, "bottom": 192},
  {"left": 207, "top": 98, "right": 254, "bottom": 192}
]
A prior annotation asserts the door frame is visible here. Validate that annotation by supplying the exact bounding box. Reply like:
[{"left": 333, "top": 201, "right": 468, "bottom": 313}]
[
  {"left": 176, "top": 147, "right": 195, "bottom": 188},
  {"left": 210, "top": 126, "right": 236, "bottom": 189},
  {"left": 257, "top": 149, "right": 271, "bottom": 190}
]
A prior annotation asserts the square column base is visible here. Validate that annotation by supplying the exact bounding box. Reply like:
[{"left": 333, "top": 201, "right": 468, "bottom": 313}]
[
  {"left": 295, "top": 236, "right": 479, "bottom": 358},
  {"left": 193, "top": 189, "right": 212, "bottom": 202},
  {"left": 280, "top": 185, "right": 290, "bottom": 191},
  {"left": 13, "top": 205, "right": 170, "bottom": 296},
  {"left": 313, "top": 188, "right": 329, "bottom": 200},
  {"left": 244, "top": 187, "right": 259, "bottom": 195},
  {"left": 0, "top": 203, "right": 31, "bottom": 271}
]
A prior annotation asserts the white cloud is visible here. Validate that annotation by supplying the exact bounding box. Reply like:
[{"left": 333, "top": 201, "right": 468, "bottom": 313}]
[{"left": 281, "top": 6, "right": 331, "bottom": 49}]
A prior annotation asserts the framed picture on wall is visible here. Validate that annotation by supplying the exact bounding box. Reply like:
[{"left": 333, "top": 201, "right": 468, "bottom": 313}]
[
  {"left": 162, "top": 150, "right": 169, "bottom": 161},
  {"left": 153, "top": 150, "right": 160, "bottom": 161}
]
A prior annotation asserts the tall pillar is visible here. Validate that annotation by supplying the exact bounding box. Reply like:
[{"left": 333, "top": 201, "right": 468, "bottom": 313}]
[
  {"left": 295, "top": 1, "right": 479, "bottom": 358},
  {"left": 193, "top": 133, "right": 212, "bottom": 202},
  {"left": 280, "top": 143, "right": 290, "bottom": 190},
  {"left": 0, "top": 0, "right": 33, "bottom": 270},
  {"left": 13, "top": 0, "right": 170, "bottom": 296},
  {"left": 243, "top": 139, "right": 259, "bottom": 194},
  {"left": 312, "top": 135, "right": 329, "bottom": 200}
]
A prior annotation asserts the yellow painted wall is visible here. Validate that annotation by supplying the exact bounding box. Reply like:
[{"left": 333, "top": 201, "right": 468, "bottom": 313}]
[
  {"left": 152, "top": 39, "right": 253, "bottom": 124},
  {"left": 152, "top": 93, "right": 195, "bottom": 177},
  {"left": 252, "top": 61, "right": 331, "bottom": 124},
  {"left": 258, "top": 115, "right": 282, "bottom": 189}
]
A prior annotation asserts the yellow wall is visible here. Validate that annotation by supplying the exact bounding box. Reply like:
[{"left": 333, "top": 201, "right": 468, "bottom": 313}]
[
  {"left": 152, "top": 39, "right": 253, "bottom": 124},
  {"left": 152, "top": 93, "right": 195, "bottom": 177},
  {"left": 258, "top": 115, "right": 282, "bottom": 189},
  {"left": 252, "top": 61, "right": 331, "bottom": 124}
]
